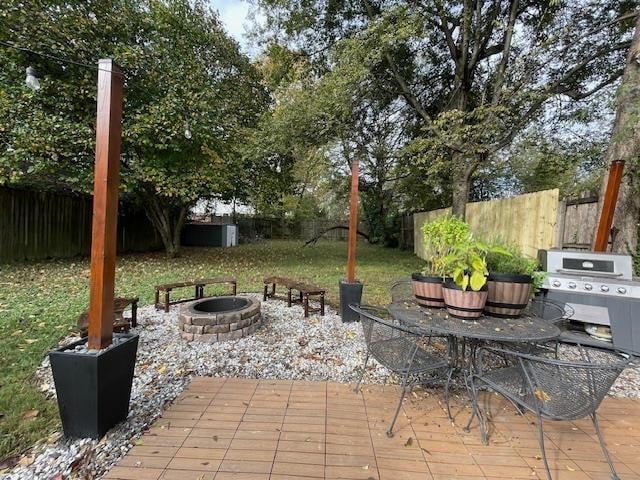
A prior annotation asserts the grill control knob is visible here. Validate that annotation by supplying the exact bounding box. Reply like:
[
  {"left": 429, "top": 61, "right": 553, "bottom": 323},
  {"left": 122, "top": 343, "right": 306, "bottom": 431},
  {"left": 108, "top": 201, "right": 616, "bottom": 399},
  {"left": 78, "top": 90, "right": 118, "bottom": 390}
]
[
  {"left": 617, "top": 287, "right": 627, "bottom": 295},
  {"left": 584, "top": 283, "right": 593, "bottom": 291},
  {"left": 600, "top": 285, "right": 610, "bottom": 293},
  {"left": 568, "top": 281, "right": 577, "bottom": 289},
  {"left": 552, "top": 280, "right": 561, "bottom": 287}
]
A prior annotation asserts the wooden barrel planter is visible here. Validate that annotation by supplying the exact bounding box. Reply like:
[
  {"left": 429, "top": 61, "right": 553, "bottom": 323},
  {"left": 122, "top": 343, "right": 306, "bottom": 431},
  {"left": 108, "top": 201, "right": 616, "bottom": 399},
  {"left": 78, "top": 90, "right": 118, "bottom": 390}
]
[
  {"left": 442, "top": 281, "right": 487, "bottom": 319},
  {"left": 484, "top": 273, "right": 532, "bottom": 318},
  {"left": 411, "top": 273, "right": 445, "bottom": 308}
]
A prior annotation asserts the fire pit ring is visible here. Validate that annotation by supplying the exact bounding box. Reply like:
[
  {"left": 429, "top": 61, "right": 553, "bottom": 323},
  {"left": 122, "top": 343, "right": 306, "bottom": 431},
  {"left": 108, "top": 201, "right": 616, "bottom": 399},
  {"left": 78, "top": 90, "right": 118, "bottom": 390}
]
[{"left": 178, "top": 296, "right": 261, "bottom": 342}]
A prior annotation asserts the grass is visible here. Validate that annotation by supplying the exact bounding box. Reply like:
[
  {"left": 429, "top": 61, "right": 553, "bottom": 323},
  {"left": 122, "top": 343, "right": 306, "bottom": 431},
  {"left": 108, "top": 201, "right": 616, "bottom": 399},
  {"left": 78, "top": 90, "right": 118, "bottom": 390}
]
[{"left": 0, "top": 239, "right": 423, "bottom": 459}]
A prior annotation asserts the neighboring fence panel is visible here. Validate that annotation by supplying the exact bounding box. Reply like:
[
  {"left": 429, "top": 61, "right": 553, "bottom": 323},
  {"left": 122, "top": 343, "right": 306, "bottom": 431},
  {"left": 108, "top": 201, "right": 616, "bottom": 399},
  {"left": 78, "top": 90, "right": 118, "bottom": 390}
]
[
  {"left": 0, "top": 186, "right": 162, "bottom": 262},
  {"left": 414, "top": 189, "right": 560, "bottom": 259},
  {"left": 400, "top": 214, "right": 414, "bottom": 250},
  {"left": 557, "top": 196, "right": 599, "bottom": 250}
]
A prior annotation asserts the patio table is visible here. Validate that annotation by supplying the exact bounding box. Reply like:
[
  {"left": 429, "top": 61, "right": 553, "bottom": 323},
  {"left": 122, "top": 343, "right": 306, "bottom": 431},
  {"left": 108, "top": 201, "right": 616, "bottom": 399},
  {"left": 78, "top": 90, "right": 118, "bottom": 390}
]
[{"left": 388, "top": 300, "right": 562, "bottom": 424}]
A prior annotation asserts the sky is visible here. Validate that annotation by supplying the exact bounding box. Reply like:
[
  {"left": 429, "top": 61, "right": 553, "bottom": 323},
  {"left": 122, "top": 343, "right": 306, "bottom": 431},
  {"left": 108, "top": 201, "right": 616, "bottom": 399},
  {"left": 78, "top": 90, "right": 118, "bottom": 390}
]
[{"left": 209, "top": 0, "right": 257, "bottom": 56}]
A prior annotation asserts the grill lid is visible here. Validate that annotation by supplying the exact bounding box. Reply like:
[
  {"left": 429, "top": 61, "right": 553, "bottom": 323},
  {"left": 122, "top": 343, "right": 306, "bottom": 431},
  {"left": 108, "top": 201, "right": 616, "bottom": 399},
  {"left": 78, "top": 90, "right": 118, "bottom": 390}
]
[{"left": 538, "top": 249, "right": 633, "bottom": 280}]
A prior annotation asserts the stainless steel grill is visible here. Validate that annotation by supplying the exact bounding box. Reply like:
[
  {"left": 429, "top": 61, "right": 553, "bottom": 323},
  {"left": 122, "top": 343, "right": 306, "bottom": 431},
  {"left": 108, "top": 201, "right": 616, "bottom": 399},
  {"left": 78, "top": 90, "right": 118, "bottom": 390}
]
[{"left": 538, "top": 249, "right": 640, "bottom": 354}]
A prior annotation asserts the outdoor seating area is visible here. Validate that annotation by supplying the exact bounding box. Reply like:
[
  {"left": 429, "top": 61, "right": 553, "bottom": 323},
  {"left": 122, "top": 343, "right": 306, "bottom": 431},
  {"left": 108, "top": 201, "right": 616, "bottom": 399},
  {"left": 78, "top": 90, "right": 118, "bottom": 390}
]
[{"left": 2, "top": 3, "right": 640, "bottom": 479}]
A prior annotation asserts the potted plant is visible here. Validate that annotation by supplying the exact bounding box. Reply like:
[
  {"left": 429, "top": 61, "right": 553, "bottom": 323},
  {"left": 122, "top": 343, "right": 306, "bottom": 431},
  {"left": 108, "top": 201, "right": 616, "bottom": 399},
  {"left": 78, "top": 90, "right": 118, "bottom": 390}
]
[
  {"left": 413, "top": 216, "right": 471, "bottom": 308},
  {"left": 484, "top": 241, "right": 544, "bottom": 318},
  {"left": 440, "top": 237, "right": 493, "bottom": 319}
]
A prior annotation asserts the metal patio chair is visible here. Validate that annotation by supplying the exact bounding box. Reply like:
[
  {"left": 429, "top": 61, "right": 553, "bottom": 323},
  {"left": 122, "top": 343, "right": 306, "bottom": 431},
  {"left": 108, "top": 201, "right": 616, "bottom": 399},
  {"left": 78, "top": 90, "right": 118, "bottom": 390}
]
[
  {"left": 349, "top": 304, "right": 449, "bottom": 437},
  {"left": 468, "top": 344, "right": 631, "bottom": 480}
]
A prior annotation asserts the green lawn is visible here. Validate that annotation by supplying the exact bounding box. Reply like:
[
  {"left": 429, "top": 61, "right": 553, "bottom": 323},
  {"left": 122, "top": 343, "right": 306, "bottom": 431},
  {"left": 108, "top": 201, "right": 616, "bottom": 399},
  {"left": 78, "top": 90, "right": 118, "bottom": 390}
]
[{"left": 0, "top": 239, "right": 422, "bottom": 459}]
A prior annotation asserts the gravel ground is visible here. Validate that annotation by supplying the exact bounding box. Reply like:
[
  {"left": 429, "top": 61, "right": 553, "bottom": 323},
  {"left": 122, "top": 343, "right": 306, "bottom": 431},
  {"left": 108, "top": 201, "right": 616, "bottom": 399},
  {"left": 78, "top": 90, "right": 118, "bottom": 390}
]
[
  {"left": 3, "top": 294, "right": 639, "bottom": 479},
  {"left": 3, "top": 294, "right": 390, "bottom": 480}
]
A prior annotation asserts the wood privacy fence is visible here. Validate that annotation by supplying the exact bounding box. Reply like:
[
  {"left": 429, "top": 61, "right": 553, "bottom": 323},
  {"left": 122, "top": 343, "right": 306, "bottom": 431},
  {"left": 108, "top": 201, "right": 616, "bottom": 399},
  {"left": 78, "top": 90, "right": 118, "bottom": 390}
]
[
  {"left": 0, "top": 186, "right": 163, "bottom": 263},
  {"left": 413, "top": 189, "right": 604, "bottom": 260},
  {"left": 414, "top": 189, "right": 561, "bottom": 259}
]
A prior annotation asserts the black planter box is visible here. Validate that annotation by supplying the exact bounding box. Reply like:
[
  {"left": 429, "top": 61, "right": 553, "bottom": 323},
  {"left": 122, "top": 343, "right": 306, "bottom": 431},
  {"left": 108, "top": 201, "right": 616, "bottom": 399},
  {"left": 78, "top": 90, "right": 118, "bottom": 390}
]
[
  {"left": 339, "top": 280, "right": 363, "bottom": 322},
  {"left": 49, "top": 333, "right": 139, "bottom": 439}
]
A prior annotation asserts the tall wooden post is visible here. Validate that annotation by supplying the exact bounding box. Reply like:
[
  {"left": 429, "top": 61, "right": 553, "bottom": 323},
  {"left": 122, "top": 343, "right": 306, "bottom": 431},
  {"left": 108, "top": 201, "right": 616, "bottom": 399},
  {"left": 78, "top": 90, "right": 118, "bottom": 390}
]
[
  {"left": 87, "top": 59, "right": 123, "bottom": 349},
  {"left": 346, "top": 158, "right": 359, "bottom": 282},
  {"left": 593, "top": 160, "right": 625, "bottom": 252}
]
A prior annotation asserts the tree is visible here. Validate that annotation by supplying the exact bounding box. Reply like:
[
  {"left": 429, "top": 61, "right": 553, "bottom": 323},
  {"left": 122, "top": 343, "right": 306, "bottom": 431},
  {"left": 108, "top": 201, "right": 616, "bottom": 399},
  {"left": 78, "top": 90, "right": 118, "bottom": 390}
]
[
  {"left": 254, "top": 0, "right": 637, "bottom": 218},
  {"left": 0, "top": 0, "right": 267, "bottom": 255},
  {"left": 596, "top": 14, "right": 640, "bottom": 255}
]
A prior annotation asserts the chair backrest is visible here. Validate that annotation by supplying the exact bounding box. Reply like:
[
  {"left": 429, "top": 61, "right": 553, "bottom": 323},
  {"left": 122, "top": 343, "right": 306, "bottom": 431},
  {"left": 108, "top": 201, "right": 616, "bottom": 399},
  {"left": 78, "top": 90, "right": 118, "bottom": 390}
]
[
  {"left": 526, "top": 297, "right": 572, "bottom": 323},
  {"left": 390, "top": 279, "right": 414, "bottom": 304},
  {"left": 518, "top": 346, "right": 630, "bottom": 420},
  {"left": 349, "top": 304, "right": 417, "bottom": 346},
  {"left": 349, "top": 304, "right": 427, "bottom": 373}
]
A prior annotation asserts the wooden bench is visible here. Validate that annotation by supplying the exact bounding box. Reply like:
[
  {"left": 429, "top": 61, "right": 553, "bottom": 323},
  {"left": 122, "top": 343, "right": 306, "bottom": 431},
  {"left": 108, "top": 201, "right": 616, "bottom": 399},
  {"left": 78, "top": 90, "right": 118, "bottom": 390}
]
[
  {"left": 77, "top": 297, "right": 139, "bottom": 337},
  {"left": 263, "top": 276, "right": 325, "bottom": 317},
  {"left": 154, "top": 277, "right": 237, "bottom": 312}
]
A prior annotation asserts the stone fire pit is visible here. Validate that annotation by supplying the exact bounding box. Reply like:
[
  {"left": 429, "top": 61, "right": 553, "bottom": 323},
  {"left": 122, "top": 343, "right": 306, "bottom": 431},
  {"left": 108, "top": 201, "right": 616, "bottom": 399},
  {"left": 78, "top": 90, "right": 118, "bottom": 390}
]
[{"left": 178, "top": 296, "right": 261, "bottom": 342}]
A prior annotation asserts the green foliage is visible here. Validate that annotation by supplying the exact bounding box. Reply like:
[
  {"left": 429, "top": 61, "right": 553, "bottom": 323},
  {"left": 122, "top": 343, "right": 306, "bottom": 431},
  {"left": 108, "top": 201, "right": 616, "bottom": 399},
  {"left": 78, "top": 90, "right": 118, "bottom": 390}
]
[
  {"left": 0, "top": 240, "right": 423, "bottom": 458},
  {"left": 0, "top": 0, "right": 268, "bottom": 254},
  {"left": 440, "top": 237, "right": 491, "bottom": 292},
  {"left": 486, "top": 241, "right": 539, "bottom": 276},
  {"left": 421, "top": 215, "right": 471, "bottom": 275}
]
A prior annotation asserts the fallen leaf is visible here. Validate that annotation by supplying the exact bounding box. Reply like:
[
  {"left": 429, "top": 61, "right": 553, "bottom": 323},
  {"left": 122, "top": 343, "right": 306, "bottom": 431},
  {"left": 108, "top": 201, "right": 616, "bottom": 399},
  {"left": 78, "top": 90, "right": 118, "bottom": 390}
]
[
  {"left": 362, "top": 464, "right": 369, "bottom": 470},
  {"left": 566, "top": 465, "right": 576, "bottom": 472},
  {"left": 133, "top": 439, "right": 144, "bottom": 446},
  {"left": 18, "top": 455, "right": 34, "bottom": 467},
  {"left": 157, "top": 364, "right": 167, "bottom": 375},
  {"left": 404, "top": 437, "right": 413, "bottom": 447},
  {"left": 533, "top": 389, "right": 551, "bottom": 402},
  {"left": 24, "top": 339, "right": 38, "bottom": 344},
  {"left": 22, "top": 409, "right": 39, "bottom": 420},
  {"left": 345, "top": 330, "right": 356, "bottom": 339}
]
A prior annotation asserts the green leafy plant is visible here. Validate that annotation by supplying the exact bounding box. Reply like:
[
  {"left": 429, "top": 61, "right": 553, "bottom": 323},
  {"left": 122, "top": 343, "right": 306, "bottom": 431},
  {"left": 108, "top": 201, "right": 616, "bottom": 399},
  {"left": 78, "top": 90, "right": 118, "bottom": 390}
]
[
  {"left": 439, "top": 237, "right": 493, "bottom": 291},
  {"left": 421, "top": 215, "right": 471, "bottom": 276},
  {"left": 486, "top": 242, "right": 538, "bottom": 276},
  {"left": 486, "top": 240, "right": 547, "bottom": 293}
]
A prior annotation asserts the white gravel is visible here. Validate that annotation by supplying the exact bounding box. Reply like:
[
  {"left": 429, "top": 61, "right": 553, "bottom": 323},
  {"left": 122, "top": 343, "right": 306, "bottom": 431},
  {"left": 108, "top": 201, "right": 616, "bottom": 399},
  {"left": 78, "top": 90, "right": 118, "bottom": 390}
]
[
  {"left": 3, "top": 294, "right": 390, "bottom": 480},
  {"left": 3, "top": 294, "right": 639, "bottom": 479}
]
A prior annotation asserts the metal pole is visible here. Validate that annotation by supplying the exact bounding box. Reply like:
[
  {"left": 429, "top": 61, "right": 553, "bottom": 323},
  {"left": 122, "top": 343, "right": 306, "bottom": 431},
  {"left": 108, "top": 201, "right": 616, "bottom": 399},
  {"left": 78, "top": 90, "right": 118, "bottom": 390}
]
[
  {"left": 87, "top": 59, "right": 123, "bottom": 349},
  {"left": 593, "top": 160, "right": 625, "bottom": 252},
  {"left": 346, "top": 158, "right": 359, "bottom": 283}
]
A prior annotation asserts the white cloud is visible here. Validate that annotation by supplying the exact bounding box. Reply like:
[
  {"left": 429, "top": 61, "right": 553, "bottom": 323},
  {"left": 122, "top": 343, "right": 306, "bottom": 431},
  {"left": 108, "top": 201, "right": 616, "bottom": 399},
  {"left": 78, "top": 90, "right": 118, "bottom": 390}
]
[{"left": 209, "top": 0, "right": 262, "bottom": 57}]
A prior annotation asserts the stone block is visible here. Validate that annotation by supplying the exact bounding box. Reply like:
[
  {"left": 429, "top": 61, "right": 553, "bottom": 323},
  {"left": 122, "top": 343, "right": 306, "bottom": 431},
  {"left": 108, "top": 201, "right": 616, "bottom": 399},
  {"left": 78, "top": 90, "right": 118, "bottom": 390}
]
[
  {"left": 240, "top": 302, "right": 261, "bottom": 319},
  {"left": 181, "top": 332, "right": 194, "bottom": 341},
  {"left": 181, "top": 315, "right": 192, "bottom": 325},
  {"left": 185, "top": 324, "right": 204, "bottom": 334},
  {"left": 218, "top": 312, "right": 241, "bottom": 325},
  {"left": 192, "top": 315, "right": 216, "bottom": 326},
  {"left": 204, "top": 323, "right": 229, "bottom": 334}
]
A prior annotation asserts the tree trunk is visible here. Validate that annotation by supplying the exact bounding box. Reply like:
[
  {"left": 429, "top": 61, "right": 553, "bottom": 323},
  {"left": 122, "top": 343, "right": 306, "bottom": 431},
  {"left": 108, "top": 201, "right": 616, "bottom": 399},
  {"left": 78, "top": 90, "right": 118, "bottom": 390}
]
[
  {"left": 450, "top": 155, "right": 479, "bottom": 219},
  {"left": 596, "top": 15, "right": 640, "bottom": 255},
  {"left": 142, "top": 194, "right": 189, "bottom": 257}
]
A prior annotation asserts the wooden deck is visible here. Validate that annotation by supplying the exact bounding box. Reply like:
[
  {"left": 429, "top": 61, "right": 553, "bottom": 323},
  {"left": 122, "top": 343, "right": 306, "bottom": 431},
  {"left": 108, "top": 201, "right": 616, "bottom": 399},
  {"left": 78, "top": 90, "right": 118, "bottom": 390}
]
[{"left": 104, "top": 377, "right": 640, "bottom": 480}]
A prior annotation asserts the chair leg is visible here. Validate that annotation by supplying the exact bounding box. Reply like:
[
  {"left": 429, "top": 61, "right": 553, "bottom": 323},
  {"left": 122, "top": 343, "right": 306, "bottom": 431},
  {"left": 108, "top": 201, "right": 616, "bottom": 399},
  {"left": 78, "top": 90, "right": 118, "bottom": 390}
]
[
  {"left": 591, "top": 412, "right": 620, "bottom": 480},
  {"left": 354, "top": 351, "right": 370, "bottom": 394},
  {"left": 444, "top": 366, "right": 454, "bottom": 420},
  {"left": 387, "top": 379, "right": 410, "bottom": 438},
  {"left": 533, "top": 413, "right": 553, "bottom": 480}
]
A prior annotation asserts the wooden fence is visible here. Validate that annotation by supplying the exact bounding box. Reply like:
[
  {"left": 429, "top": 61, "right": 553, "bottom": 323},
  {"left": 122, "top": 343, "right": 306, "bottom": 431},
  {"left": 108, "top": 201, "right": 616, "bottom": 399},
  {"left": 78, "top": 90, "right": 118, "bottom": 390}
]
[
  {"left": 414, "top": 189, "right": 561, "bottom": 259},
  {"left": 233, "top": 216, "right": 365, "bottom": 243},
  {"left": 413, "top": 189, "right": 607, "bottom": 260},
  {"left": 0, "top": 186, "right": 163, "bottom": 263}
]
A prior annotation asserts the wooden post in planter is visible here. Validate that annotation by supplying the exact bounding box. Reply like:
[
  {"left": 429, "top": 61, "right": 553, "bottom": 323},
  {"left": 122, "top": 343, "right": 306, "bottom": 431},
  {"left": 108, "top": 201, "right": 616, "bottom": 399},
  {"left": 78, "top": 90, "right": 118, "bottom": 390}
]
[
  {"left": 87, "top": 59, "right": 123, "bottom": 350},
  {"left": 346, "top": 157, "right": 359, "bottom": 282}
]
